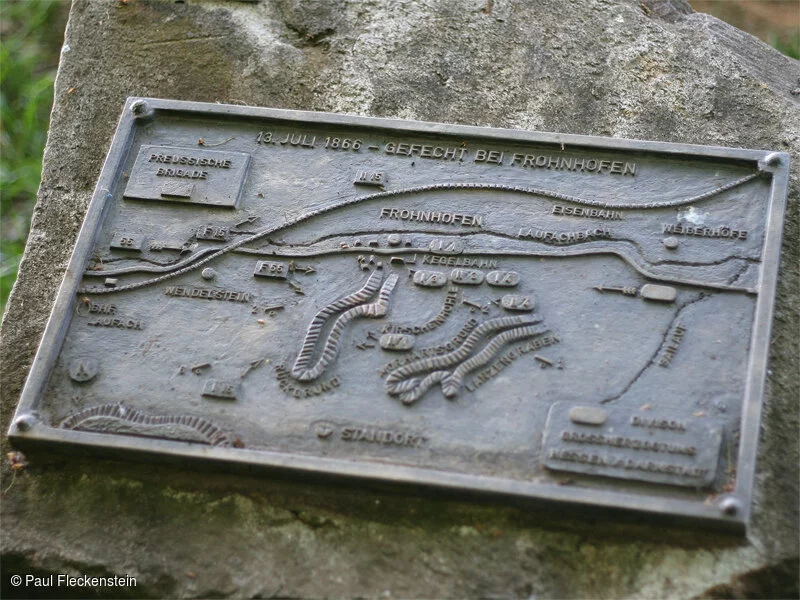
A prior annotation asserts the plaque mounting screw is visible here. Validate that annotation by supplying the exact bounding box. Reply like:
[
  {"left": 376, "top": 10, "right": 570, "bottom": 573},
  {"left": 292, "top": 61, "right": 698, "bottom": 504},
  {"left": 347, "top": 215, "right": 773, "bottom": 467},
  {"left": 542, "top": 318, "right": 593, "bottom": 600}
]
[
  {"left": 130, "top": 99, "right": 151, "bottom": 119},
  {"left": 719, "top": 496, "right": 741, "bottom": 517},
  {"left": 759, "top": 152, "right": 783, "bottom": 171},
  {"left": 14, "top": 414, "right": 37, "bottom": 432}
]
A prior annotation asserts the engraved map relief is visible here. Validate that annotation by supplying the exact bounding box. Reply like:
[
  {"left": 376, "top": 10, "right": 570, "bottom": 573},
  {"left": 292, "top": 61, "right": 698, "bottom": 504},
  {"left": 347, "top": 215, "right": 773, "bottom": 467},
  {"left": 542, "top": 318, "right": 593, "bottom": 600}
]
[{"left": 36, "top": 109, "right": 780, "bottom": 502}]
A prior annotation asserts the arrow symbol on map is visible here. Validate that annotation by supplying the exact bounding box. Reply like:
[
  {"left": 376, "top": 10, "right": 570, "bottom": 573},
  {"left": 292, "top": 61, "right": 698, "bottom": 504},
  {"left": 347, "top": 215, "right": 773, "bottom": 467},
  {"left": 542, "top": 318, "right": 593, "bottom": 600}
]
[
  {"left": 288, "top": 260, "right": 316, "bottom": 275},
  {"left": 593, "top": 285, "right": 638, "bottom": 296}
]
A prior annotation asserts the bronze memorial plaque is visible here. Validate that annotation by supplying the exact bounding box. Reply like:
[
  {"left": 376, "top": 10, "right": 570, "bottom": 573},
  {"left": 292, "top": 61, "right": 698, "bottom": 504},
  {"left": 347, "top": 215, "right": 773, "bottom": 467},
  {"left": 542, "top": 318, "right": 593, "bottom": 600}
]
[{"left": 9, "top": 98, "right": 790, "bottom": 531}]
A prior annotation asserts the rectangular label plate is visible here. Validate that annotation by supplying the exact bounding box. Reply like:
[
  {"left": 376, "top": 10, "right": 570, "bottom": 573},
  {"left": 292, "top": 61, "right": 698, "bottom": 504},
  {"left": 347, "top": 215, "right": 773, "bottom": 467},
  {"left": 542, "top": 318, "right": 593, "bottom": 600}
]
[
  {"left": 542, "top": 402, "right": 723, "bottom": 487},
  {"left": 9, "top": 98, "right": 790, "bottom": 531},
  {"left": 124, "top": 145, "right": 250, "bottom": 207}
]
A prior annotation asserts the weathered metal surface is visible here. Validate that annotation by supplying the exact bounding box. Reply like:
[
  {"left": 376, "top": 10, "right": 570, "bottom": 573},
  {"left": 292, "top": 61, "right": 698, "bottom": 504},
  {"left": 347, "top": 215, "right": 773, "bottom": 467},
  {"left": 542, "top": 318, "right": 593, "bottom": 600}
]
[
  {"left": 8, "top": 98, "right": 790, "bottom": 531},
  {"left": 542, "top": 402, "right": 724, "bottom": 487}
]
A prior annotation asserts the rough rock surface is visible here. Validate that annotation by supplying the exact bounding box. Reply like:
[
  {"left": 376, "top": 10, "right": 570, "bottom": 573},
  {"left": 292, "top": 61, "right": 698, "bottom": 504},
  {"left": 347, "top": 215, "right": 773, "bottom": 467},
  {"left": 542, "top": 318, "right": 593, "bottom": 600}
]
[{"left": 2, "top": 0, "right": 798, "bottom": 597}]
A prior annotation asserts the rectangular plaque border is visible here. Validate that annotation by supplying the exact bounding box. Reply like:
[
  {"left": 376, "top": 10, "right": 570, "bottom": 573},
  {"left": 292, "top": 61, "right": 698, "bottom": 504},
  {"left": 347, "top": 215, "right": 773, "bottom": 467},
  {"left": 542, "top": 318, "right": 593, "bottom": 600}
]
[{"left": 8, "top": 97, "right": 791, "bottom": 533}]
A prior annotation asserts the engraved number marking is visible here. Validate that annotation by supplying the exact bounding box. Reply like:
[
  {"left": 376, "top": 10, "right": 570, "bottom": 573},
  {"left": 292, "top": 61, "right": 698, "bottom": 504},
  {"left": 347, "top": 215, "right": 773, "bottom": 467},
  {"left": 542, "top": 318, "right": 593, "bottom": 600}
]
[
  {"left": 110, "top": 232, "right": 145, "bottom": 252},
  {"left": 197, "top": 225, "right": 229, "bottom": 241},
  {"left": 380, "top": 333, "right": 416, "bottom": 351},
  {"left": 428, "top": 239, "right": 464, "bottom": 255},
  {"left": 254, "top": 260, "right": 288, "bottom": 279},
  {"left": 450, "top": 269, "right": 485, "bottom": 285},
  {"left": 412, "top": 270, "right": 448, "bottom": 288},
  {"left": 202, "top": 379, "right": 238, "bottom": 400},
  {"left": 355, "top": 171, "right": 386, "bottom": 187},
  {"left": 324, "top": 137, "right": 362, "bottom": 151},
  {"left": 501, "top": 295, "right": 534, "bottom": 311},
  {"left": 486, "top": 270, "right": 520, "bottom": 287}
]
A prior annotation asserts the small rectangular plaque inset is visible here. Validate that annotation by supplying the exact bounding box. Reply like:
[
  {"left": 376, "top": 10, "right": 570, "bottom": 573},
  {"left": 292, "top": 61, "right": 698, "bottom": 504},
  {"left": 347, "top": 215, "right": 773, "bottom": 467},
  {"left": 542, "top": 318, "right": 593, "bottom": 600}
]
[
  {"left": 109, "top": 232, "right": 144, "bottom": 252},
  {"left": 354, "top": 170, "right": 386, "bottom": 187},
  {"left": 542, "top": 402, "right": 723, "bottom": 488},
  {"left": 202, "top": 379, "right": 239, "bottom": 401},
  {"left": 161, "top": 181, "right": 195, "bottom": 199},
  {"left": 124, "top": 145, "right": 250, "bottom": 207},
  {"left": 253, "top": 260, "right": 289, "bottom": 279}
]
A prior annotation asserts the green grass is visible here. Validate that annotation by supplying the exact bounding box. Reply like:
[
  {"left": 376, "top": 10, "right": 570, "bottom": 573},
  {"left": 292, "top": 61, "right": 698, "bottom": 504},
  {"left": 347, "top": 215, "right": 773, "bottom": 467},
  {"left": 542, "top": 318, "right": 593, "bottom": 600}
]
[
  {"left": 0, "top": 0, "right": 67, "bottom": 315},
  {"left": 769, "top": 32, "right": 800, "bottom": 60}
]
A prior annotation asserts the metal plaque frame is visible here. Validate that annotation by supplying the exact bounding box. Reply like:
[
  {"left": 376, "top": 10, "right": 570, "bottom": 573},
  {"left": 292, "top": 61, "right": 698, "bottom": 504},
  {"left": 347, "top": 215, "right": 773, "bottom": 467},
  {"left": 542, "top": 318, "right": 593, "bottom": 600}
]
[{"left": 8, "top": 98, "right": 790, "bottom": 532}]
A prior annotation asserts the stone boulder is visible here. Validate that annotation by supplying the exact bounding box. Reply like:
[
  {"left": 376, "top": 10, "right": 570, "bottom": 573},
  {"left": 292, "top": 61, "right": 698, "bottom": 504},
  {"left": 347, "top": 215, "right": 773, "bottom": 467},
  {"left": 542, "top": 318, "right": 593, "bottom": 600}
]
[{"left": 2, "top": 0, "right": 797, "bottom": 597}]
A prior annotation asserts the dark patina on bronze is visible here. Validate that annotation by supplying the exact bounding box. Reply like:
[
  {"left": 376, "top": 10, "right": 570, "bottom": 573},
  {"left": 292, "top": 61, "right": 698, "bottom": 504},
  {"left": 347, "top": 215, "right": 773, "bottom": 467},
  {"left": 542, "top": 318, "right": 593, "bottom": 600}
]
[{"left": 9, "top": 98, "right": 790, "bottom": 532}]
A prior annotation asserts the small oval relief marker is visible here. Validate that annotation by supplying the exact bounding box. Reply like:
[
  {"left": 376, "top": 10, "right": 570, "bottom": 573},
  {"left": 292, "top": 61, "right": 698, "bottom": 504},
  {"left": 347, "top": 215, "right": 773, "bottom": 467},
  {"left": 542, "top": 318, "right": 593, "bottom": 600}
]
[
  {"left": 501, "top": 294, "right": 534, "bottom": 311},
  {"left": 641, "top": 284, "right": 677, "bottom": 302},
  {"left": 568, "top": 406, "right": 607, "bottom": 426},
  {"left": 413, "top": 270, "right": 448, "bottom": 288},
  {"left": 380, "top": 333, "right": 416, "bottom": 351},
  {"left": 486, "top": 270, "right": 520, "bottom": 287}
]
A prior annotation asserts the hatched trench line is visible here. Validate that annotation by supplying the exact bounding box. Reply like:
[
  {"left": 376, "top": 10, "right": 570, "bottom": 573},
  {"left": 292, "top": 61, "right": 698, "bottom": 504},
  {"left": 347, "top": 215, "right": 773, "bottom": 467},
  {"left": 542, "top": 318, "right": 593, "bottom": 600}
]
[
  {"left": 291, "top": 270, "right": 384, "bottom": 380},
  {"left": 60, "top": 403, "right": 230, "bottom": 447},
  {"left": 385, "top": 315, "right": 540, "bottom": 389},
  {"left": 291, "top": 273, "right": 399, "bottom": 381}
]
